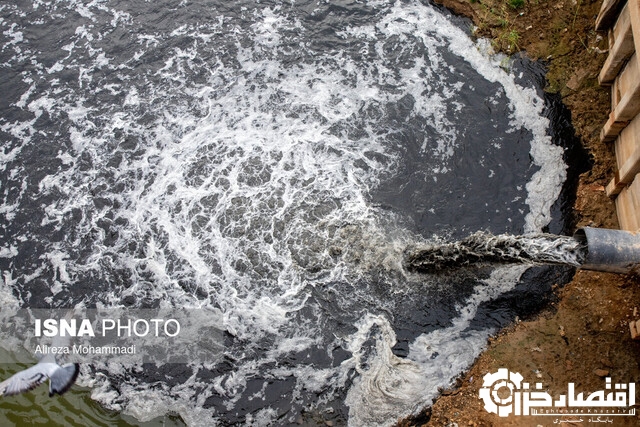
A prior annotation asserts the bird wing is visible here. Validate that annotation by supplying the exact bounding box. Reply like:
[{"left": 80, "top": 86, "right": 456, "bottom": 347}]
[
  {"left": 48, "top": 363, "right": 79, "bottom": 396},
  {"left": 0, "top": 362, "right": 58, "bottom": 396}
]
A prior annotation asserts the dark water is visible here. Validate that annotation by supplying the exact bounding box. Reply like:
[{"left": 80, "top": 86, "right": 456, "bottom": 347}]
[{"left": 0, "top": 1, "right": 583, "bottom": 425}]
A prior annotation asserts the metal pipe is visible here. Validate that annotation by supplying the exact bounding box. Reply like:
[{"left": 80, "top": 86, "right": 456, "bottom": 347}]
[{"left": 574, "top": 227, "right": 640, "bottom": 274}]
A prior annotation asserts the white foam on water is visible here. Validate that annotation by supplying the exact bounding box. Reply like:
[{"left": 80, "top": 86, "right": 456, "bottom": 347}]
[
  {"left": 378, "top": 1, "right": 566, "bottom": 233},
  {"left": 337, "top": 1, "right": 566, "bottom": 424},
  {"left": 0, "top": 0, "right": 568, "bottom": 425},
  {"left": 344, "top": 265, "right": 529, "bottom": 426},
  {"left": 88, "top": 374, "right": 220, "bottom": 427}
]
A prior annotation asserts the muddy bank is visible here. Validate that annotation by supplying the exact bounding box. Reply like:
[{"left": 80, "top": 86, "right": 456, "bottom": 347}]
[{"left": 400, "top": 0, "right": 640, "bottom": 425}]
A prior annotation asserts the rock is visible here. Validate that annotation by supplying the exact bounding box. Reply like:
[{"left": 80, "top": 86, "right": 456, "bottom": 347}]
[
  {"left": 566, "top": 68, "right": 589, "bottom": 91},
  {"left": 600, "top": 358, "right": 614, "bottom": 368},
  {"left": 594, "top": 369, "right": 610, "bottom": 377}
]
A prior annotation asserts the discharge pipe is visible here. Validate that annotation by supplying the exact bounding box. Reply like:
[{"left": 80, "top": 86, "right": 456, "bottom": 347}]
[{"left": 574, "top": 227, "right": 640, "bottom": 274}]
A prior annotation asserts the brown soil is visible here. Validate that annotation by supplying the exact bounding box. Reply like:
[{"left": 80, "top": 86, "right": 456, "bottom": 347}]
[{"left": 399, "top": 0, "right": 640, "bottom": 425}]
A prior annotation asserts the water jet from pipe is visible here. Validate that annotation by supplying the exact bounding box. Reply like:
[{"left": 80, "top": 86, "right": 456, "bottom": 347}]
[{"left": 404, "top": 227, "right": 640, "bottom": 274}]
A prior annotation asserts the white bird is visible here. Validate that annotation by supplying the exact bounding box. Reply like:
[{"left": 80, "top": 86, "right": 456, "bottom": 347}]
[
  {"left": 0, "top": 354, "right": 79, "bottom": 397},
  {"left": 1, "top": 312, "right": 79, "bottom": 398}
]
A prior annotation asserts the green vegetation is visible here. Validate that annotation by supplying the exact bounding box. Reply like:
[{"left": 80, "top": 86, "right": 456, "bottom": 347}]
[
  {"left": 502, "top": 29, "right": 520, "bottom": 52},
  {"left": 469, "top": 1, "right": 523, "bottom": 53},
  {"left": 507, "top": 0, "right": 525, "bottom": 9}
]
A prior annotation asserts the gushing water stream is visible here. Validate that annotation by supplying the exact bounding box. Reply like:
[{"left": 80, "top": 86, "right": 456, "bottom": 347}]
[{"left": 404, "top": 232, "right": 587, "bottom": 273}]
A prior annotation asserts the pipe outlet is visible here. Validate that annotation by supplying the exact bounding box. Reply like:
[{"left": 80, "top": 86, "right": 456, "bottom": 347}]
[{"left": 574, "top": 227, "right": 640, "bottom": 274}]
